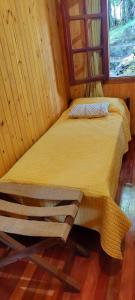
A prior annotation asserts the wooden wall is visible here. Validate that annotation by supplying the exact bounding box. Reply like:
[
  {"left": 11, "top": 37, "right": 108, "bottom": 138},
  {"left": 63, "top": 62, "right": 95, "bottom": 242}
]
[
  {"left": 103, "top": 81, "right": 135, "bottom": 135},
  {"left": 0, "top": 0, "right": 69, "bottom": 177}
]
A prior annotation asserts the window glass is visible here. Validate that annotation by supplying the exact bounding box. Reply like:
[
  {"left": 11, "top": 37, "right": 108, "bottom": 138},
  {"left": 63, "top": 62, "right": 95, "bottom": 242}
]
[
  {"left": 88, "top": 51, "right": 103, "bottom": 76},
  {"left": 73, "top": 52, "right": 88, "bottom": 80},
  {"left": 86, "top": 0, "right": 101, "bottom": 14},
  {"left": 67, "top": 0, "right": 84, "bottom": 16},
  {"left": 87, "top": 19, "right": 101, "bottom": 47},
  {"left": 70, "top": 20, "right": 86, "bottom": 49},
  {"left": 73, "top": 51, "right": 103, "bottom": 80}
]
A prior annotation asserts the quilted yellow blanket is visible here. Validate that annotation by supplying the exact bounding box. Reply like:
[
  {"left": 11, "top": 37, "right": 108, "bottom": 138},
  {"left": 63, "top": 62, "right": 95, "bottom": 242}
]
[{"left": 0, "top": 97, "right": 131, "bottom": 259}]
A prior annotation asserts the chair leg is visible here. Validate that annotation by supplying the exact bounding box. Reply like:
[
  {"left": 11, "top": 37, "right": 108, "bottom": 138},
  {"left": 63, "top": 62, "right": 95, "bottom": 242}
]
[
  {"left": 0, "top": 232, "right": 80, "bottom": 292},
  {"left": 0, "top": 238, "right": 60, "bottom": 268},
  {"left": 31, "top": 254, "right": 80, "bottom": 292},
  {"left": 67, "top": 238, "right": 89, "bottom": 257},
  {"left": 63, "top": 247, "right": 76, "bottom": 273}
]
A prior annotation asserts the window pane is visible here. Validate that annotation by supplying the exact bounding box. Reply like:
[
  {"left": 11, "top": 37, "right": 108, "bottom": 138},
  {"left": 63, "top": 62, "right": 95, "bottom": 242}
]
[
  {"left": 73, "top": 53, "right": 88, "bottom": 80},
  {"left": 73, "top": 51, "right": 103, "bottom": 80},
  {"left": 70, "top": 21, "right": 86, "bottom": 49},
  {"left": 88, "top": 51, "right": 103, "bottom": 76},
  {"left": 109, "top": 0, "right": 135, "bottom": 77},
  {"left": 67, "top": 0, "right": 84, "bottom": 16},
  {"left": 86, "top": 0, "right": 101, "bottom": 14},
  {"left": 87, "top": 19, "right": 101, "bottom": 47}
]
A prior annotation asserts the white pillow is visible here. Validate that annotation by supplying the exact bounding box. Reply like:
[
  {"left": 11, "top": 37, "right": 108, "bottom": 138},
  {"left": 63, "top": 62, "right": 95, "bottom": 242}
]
[{"left": 69, "top": 102, "right": 109, "bottom": 118}]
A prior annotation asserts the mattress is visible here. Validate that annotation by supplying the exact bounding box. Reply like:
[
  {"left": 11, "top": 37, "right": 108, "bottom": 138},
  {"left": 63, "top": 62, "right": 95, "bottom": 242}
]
[{"left": 0, "top": 97, "right": 131, "bottom": 259}]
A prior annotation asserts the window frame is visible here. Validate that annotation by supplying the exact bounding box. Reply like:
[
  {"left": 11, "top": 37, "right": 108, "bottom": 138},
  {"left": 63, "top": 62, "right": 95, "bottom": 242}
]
[
  {"left": 108, "top": 76, "right": 135, "bottom": 83},
  {"left": 61, "top": 0, "right": 109, "bottom": 85}
]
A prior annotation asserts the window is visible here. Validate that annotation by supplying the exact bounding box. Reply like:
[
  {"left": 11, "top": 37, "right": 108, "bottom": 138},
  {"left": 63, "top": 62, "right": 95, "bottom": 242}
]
[
  {"left": 109, "top": 0, "right": 135, "bottom": 78},
  {"left": 61, "top": 0, "right": 109, "bottom": 85},
  {"left": 61, "top": 0, "right": 135, "bottom": 83}
]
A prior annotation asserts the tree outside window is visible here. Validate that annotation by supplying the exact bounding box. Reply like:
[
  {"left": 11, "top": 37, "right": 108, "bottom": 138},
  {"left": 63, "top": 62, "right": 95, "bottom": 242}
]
[{"left": 109, "top": 0, "right": 135, "bottom": 77}]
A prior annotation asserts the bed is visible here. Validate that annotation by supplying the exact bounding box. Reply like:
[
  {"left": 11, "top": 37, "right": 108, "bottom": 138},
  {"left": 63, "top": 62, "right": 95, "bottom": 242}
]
[{"left": 0, "top": 97, "right": 131, "bottom": 259}]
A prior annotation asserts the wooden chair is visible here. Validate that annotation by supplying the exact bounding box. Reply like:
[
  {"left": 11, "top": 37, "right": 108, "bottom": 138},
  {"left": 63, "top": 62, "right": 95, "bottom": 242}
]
[{"left": 0, "top": 184, "right": 87, "bottom": 292}]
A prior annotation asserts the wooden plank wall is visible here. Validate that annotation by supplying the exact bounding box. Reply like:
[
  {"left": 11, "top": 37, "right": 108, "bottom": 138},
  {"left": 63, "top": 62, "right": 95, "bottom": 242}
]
[
  {"left": 0, "top": 0, "right": 69, "bottom": 177},
  {"left": 103, "top": 81, "right": 135, "bottom": 135}
]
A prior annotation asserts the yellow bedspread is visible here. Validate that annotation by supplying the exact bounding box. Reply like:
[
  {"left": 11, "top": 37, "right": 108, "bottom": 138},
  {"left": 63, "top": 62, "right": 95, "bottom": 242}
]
[{"left": 0, "top": 97, "right": 131, "bottom": 259}]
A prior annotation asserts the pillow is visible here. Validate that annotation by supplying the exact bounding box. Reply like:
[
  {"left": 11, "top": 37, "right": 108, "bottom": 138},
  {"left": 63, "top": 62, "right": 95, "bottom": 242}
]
[{"left": 69, "top": 102, "right": 109, "bottom": 118}]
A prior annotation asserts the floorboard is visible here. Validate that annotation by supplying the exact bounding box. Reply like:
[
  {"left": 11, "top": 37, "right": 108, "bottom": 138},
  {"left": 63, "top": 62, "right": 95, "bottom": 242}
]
[{"left": 0, "top": 138, "right": 135, "bottom": 300}]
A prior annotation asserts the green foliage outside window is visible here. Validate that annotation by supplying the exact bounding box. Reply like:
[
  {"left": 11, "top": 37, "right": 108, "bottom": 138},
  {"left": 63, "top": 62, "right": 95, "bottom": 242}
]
[{"left": 109, "top": 0, "right": 135, "bottom": 77}]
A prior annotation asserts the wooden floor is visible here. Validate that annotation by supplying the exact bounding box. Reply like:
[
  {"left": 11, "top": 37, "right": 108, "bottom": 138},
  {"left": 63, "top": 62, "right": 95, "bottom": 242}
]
[{"left": 0, "top": 138, "right": 135, "bottom": 300}]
